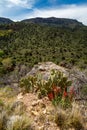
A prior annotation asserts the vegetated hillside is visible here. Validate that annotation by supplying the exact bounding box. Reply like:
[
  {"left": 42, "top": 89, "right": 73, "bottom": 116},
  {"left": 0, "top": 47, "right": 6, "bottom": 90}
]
[
  {"left": 0, "top": 21, "right": 87, "bottom": 76},
  {"left": 0, "top": 17, "right": 13, "bottom": 24},
  {"left": 0, "top": 18, "right": 87, "bottom": 130},
  {"left": 21, "top": 17, "right": 83, "bottom": 28}
]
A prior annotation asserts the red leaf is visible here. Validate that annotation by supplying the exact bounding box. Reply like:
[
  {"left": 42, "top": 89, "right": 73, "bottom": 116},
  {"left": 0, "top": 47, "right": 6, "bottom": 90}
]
[{"left": 48, "top": 92, "right": 54, "bottom": 100}]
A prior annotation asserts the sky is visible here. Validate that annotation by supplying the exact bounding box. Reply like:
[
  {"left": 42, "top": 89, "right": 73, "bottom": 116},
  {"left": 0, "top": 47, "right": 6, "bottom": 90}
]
[{"left": 0, "top": 0, "right": 87, "bottom": 25}]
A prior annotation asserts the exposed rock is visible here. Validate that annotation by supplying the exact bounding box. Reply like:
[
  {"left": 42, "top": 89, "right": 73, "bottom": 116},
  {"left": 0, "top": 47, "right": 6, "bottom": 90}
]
[
  {"left": 17, "top": 93, "right": 23, "bottom": 100},
  {"left": 27, "top": 62, "right": 87, "bottom": 97},
  {"left": 19, "top": 92, "right": 59, "bottom": 130},
  {"left": 27, "top": 62, "right": 68, "bottom": 80},
  {"left": 31, "top": 110, "right": 39, "bottom": 116},
  {"left": 32, "top": 100, "right": 40, "bottom": 106}
]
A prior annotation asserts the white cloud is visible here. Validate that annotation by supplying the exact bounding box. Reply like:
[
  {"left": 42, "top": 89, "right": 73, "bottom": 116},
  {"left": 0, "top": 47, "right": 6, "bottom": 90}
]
[
  {"left": 0, "top": 0, "right": 36, "bottom": 9},
  {"left": 0, "top": 1, "right": 87, "bottom": 26},
  {"left": 21, "top": 4, "right": 87, "bottom": 25}
]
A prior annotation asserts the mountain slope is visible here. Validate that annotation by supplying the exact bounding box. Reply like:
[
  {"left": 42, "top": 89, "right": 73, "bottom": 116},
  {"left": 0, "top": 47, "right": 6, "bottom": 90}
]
[
  {"left": 0, "top": 22, "right": 87, "bottom": 73},
  {"left": 21, "top": 17, "right": 83, "bottom": 28},
  {"left": 0, "top": 17, "right": 13, "bottom": 24}
]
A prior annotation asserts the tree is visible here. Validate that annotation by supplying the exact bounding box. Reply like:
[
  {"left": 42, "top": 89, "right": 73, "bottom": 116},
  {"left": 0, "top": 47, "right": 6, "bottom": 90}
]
[
  {"left": 0, "top": 49, "right": 4, "bottom": 57},
  {"left": 2, "top": 57, "right": 13, "bottom": 70}
]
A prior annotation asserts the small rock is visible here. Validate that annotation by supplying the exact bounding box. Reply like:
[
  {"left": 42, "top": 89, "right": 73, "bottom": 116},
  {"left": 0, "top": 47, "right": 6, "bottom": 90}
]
[
  {"left": 38, "top": 125, "right": 44, "bottom": 130},
  {"left": 34, "top": 117, "right": 38, "bottom": 122},
  {"left": 40, "top": 103, "right": 46, "bottom": 108},
  {"left": 17, "top": 93, "right": 23, "bottom": 99},
  {"left": 31, "top": 110, "right": 39, "bottom": 116},
  {"left": 32, "top": 100, "right": 39, "bottom": 106},
  {"left": 43, "top": 109, "right": 47, "bottom": 114}
]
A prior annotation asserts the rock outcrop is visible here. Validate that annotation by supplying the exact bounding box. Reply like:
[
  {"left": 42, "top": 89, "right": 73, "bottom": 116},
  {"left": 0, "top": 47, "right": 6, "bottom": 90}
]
[{"left": 27, "top": 62, "right": 87, "bottom": 98}]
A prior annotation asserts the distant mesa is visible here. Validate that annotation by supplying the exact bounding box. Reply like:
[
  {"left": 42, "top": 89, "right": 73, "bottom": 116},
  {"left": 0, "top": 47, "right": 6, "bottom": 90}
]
[
  {"left": 0, "top": 17, "right": 13, "bottom": 24},
  {"left": 21, "top": 17, "right": 83, "bottom": 28},
  {"left": 0, "top": 17, "right": 83, "bottom": 28}
]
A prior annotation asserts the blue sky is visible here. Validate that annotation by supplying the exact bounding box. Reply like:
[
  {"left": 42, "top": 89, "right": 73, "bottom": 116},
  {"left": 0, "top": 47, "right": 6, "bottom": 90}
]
[{"left": 0, "top": 0, "right": 87, "bottom": 25}]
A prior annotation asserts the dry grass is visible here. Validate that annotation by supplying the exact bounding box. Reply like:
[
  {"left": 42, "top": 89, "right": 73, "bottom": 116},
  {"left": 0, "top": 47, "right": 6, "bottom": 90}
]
[
  {"left": 0, "top": 87, "right": 34, "bottom": 130},
  {"left": 0, "top": 111, "right": 8, "bottom": 130},
  {"left": 55, "top": 109, "right": 68, "bottom": 130},
  {"left": 55, "top": 102, "right": 85, "bottom": 130},
  {"left": 0, "top": 111, "right": 33, "bottom": 130},
  {"left": 6, "top": 114, "right": 33, "bottom": 130},
  {"left": 0, "top": 86, "right": 86, "bottom": 130}
]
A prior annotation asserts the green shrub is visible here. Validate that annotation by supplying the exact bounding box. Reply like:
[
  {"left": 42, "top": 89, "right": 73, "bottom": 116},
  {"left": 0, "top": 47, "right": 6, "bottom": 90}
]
[
  {"left": 0, "top": 49, "right": 4, "bottom": 57},
  {"left": 81, "top": 84, "right": 87, "bottom": 97},
  {"left": 20, "top": 76, "right": 37, "bottom": 93},
  {"left": 37, "top": 70, "right": 72, "bottom": 108},
  {"left": 19, "top": 70, "right": 74, "bottom": 108}
]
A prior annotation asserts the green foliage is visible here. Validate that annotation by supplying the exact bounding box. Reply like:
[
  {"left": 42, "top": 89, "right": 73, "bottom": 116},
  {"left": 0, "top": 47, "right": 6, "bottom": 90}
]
[
  {"left": 0, "top": 22, "right": 87, "bottom": 75},
  {"left": 50, "top": 70, "right": 72, "bottom": 90},
  {"left": 2, "top": 57, "right": 13, "bottom": 71},
  {"left": 19, "top": 70, "right": 73, "bottom": 108},
  {"left": 0, "top": 29, "right": 13, "bottom": 37},
  {"left": 0, "top": 86, "right": 18, "bottom": 98},
  {"left": 0, "top": 99, "right": 4, "bottom": 107},
  {"left": 0, "top": 49, "right": 4, "bottom": 57},
  {"left": 20, "top": 76, "right": 37, "bottom": 93},
  {"left": 81, "top": 84, "right": 87, "bottom": 97},
  {"left": 45, "top": 70, "right": 72, "bottom": 108}
]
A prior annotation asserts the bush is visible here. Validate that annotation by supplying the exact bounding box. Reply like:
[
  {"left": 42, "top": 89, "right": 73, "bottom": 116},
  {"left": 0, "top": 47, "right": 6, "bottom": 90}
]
[
  {"left": 55, "top": 103, "right": 85, "bottom": 130},
  {"left": 67, "top": 103, "right": 85, "bottom": 130},
  {"left": 0, "top": 49, "right": 4, "bottom": 57},
  {"left": 19, "top": 70, "right": 74, "bottom": 108},
  {"left": 20, "top": 76, "right": 37, "bottom": 93},
  {"left": 81, "top": 84, "right": 87, "bottom": 97},
  {"left": 55, "top": 110, "right": 66, "bottom": 129},
  {"left": 37, "top": 70, "right": 73, "bottom": 108},
  {"left": 6, "top": 115, "right": 33, "bottom": 130},
  {"left": 0, "top": 101, "right": 33, "bottom": 130},
  {"left": 2, "top": 58, "right": 13, "bottom": 71},
  {"left": 0, "top": 111, "right": 8, "bottom": 130}
]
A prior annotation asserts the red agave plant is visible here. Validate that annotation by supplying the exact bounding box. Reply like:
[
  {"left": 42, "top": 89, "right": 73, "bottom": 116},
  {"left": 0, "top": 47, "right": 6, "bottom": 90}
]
[
  {"left": 69, "top": 87, "right": 76, "bottom": 100},
  {"left": 48, "top": 86, "right": 62, "bottom": 100},
  {"left": 48, "top": 92, "right": 54, "bottom": 101},
  {"left": 53, "top": 86, "right": 61, "bottom": 95},
  {"left": 63, "top": 90, "right": 68, "bottom": 98}
]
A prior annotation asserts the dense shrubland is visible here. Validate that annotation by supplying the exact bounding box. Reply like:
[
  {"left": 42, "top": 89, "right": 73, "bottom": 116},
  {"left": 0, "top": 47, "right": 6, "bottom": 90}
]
[{"left": 0, "top": 23, "right": 87, "bottom": 76}]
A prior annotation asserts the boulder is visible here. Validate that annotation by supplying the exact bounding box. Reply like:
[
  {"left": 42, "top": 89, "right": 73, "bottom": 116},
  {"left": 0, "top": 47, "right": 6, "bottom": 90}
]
[
  {"left": 26, "top": 62, "right": 87, "bottom": 98},
  {"left": 27, "top": 62, "right": 68, "bottom": 80}
]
